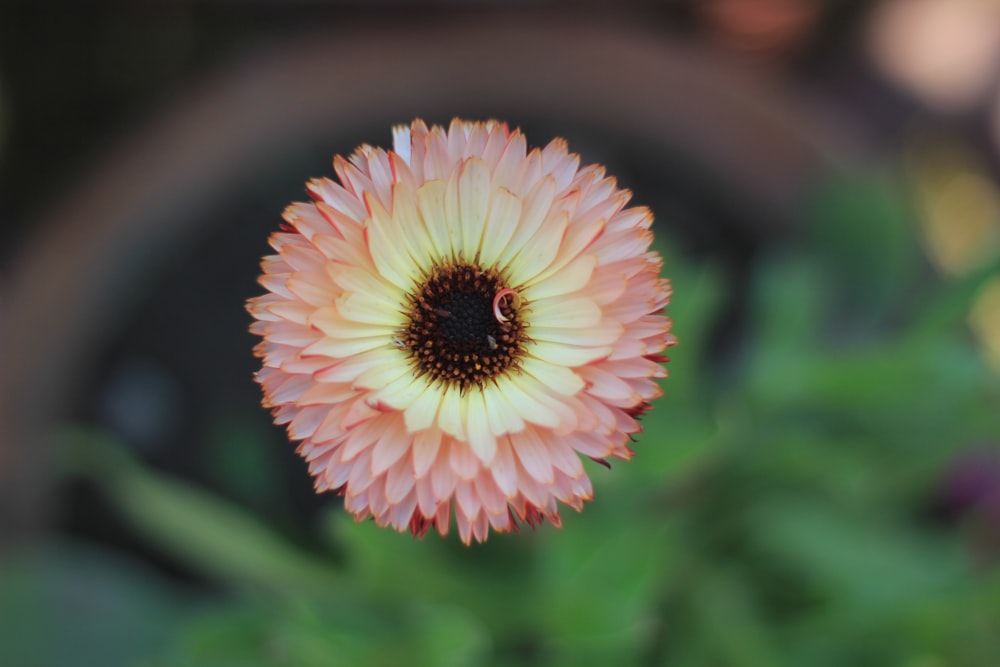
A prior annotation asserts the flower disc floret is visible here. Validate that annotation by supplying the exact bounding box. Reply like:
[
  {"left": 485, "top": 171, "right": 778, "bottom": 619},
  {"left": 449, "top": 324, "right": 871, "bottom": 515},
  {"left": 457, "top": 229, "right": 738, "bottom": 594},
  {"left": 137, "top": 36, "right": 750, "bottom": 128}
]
[{"left": 403, "top": 263, "right": 527, "bottom": 391}]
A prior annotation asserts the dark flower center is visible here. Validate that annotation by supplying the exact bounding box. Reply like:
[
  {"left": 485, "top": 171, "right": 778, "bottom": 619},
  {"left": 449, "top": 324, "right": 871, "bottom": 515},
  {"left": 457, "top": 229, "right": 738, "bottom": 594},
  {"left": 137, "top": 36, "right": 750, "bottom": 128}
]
[{"left": 403, "top": 263, "right": 527, "bottom": 390}]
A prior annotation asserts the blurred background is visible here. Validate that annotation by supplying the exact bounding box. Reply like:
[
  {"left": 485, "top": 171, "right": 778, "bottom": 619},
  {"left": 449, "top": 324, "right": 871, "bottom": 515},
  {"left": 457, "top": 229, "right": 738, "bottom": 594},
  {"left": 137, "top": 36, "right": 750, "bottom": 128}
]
[{"left": 2, "top": 0, "right": 1000, "bottom": 665}]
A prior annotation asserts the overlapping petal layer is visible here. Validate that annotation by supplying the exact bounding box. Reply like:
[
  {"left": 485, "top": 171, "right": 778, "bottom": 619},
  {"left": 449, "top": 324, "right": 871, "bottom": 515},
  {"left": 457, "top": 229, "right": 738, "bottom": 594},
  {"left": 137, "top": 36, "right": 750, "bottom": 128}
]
[{"left": 248, "top": 119, "right": 675, "bottom": 544}]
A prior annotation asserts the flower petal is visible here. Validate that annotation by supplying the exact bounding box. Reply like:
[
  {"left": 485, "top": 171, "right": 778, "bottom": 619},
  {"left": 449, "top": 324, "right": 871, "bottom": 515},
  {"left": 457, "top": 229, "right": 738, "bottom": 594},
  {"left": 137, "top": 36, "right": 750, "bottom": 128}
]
[
  {"left": 464, "top": 389, "right": 497, "bottom": 465},
  {"left": 364, "top": 192, "right": 420, "bottom": 290},
  {"left": 478, "top": 188, "right": 522, "bottom": 268},
  {"left": 528, "top": 296, "right": 602, "bottom": 329},
  {"left": 403, "top": 382, "right": 444, "bottom": 433},
  {"left": 527, "top": 340, "right": 612, "bottom": 367},
  {"left": 412, "top": 428, "right": 443, "bottom": 478},
  {"left": 458, "top": 157, "right": 492, "bottom": 261}
]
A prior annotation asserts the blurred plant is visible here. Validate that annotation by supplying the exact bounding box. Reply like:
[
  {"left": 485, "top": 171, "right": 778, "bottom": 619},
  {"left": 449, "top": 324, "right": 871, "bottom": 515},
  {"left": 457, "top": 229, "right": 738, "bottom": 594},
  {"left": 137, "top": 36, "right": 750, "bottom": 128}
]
[
  {"left": 3, "top": 171, "right": 999, "bottom": 667},
  {"left": 905, "top": 137, "right": 1000, "bottom": 278},
  {"left": 934, "top": 447, "right": 1000, "bottom": 566}
]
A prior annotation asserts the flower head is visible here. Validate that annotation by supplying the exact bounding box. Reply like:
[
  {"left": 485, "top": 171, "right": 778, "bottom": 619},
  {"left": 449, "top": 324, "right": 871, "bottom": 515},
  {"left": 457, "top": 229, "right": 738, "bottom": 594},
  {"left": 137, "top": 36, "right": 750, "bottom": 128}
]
[{"left": 248, "top": 119, "right": 675, "bottom": 544}]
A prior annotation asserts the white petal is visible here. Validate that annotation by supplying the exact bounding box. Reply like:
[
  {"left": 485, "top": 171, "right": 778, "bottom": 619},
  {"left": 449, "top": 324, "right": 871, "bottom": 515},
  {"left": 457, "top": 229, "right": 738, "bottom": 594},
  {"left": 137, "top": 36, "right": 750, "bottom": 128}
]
[
  {"left": 547, "top": 440, "right": 585, "bottom": 479},
  {"left": 437, "top": 384, "right": 466, "bottom": 440},
  {"left": 368, "top": 374, "right": 427, "bottom": 410},
  {"left": 388, "top": 490, "right": 418, "bottom": 530},
  {"left": 391, "top": 182, "right": 438, "bottom": 275},
  {"left": 364, "top": 149, "right": 394, "bottom": 207},
  {"left": 527, "top": 340, "right": 612, "bottom": 367},
  {"left": 412, "top": 428, "right": 443, "bottom": 478},
  {"left": 431, "top": 443, "right": 458, "bottom": 499},
  {"left": 269, "top": 374, "right": 312, "bottom": 405},
  {"left": 351, "top": 356, "right": 411, "bottom": 391},
  {"left": 415, "top": 475, "right": 438, "bottom": 516},
  {"left": 512, "top": 457, "right": 549, "bottom": 509},
  {"left": 277, "top": 242, "right": 324, "bottom": 272},
  {"left": 529, "top": 296, "right": 602, "bottom": 329},
  {"left": 385, "top": 459, "right": 416, "bottom": 504},
  {"left": 343, "top": 398, "right": 381, "bottom": 429},
  {"left": 311, "top": 348, "right": 399, "bottom": 383},
  {"left": 474, "top": 471, "right": 507, "bottom": 516},
  {"left": 458, "top": 157, "right": 491, "bottom": 261},
  {"left": 480, "top": 124, "right": 509, "bottom": 169},
  {"left": 337, "top": 293, "right": 406, "bottom": 327},
  {"left": 531, "top": 216, "right": 607, "bottom": 284},
  {"left": 580, "top": 365, "right": 640, "bottom": 404},
  {"left": 511, "top": 428, "right": 555, "bottom": 484},
  {"left": 370, "top": 421, "right": 410, "bottom": 475},
  {"left": 309, "top": 306, "right": 394, "bottom": 340},
  {"left": 256, "top": 321, "right": 319, "bottom": 347},
  {"left": 323, "top": 457, "right": 352, "bottom": 490},
  {"left": 507, "top": 374, "right": 582, "bottom": 434},
  {"left": 339, "top": 414, "right": 385, "bottom": 461},
  {"left": 478, "top": 188, "right": 522, "bottom": 268},
  {"left": 509, "top": 149, "right": 542, "bottom": 197},
  {"left": 482, "top": 382, "right": 526, "bottom": 436},
  {"left": 403, "top": 381, "right": 444, "bottom": 433},
  {"left": 266, "top": 300, "right": 312, "bottom": 325},
  {"left": 326, "top": 263, "right": 401, "bottom": 309},
  {"left": 416, "top": 180, "right": 453, "bottom": 262},
  {"left": 449, "top": 441, "right": 479, "bottom": 480},
  {"left": 530, "top": 319, "right": 623, "bottom": 347},
  {"left": 465, "top": 390, "right": 497, "bottom": 465},
  {"left": 392, "top": 124, "right": 412, "bottom": 164},
  {"left": 423, "top": 128, "right": 451, "bottom": 181},
  {"left": 312, "top": 401, "right": 354, "bottom": 444},
  {"left": 368, "top": 476, "right": 388, "bottom": 519},
  {"left": 520, "top": 356, "right": 585, "bottom": 396},
  {"left": 494, "top": 175, "right": 555, "bottom": 269},
  {"left": 286, "top": 272, "right": 336, "bottom": 307},
  {"left": 297, "top": 381, "right": 358, "bottom": 407},
  {"left": 490, "top": 437, "right": 520, "bottom": 497},
  {"left": 444, "top": 170, "right": 464, "bottom": 259},
  {"left": 492, "top": 132, "right": 527, "bottom": 188},
  {"left": 521, "top": 254, "right": 596, "bottom": 300},
  {"left": 494, "top": 376, "right": 561, "bottom": 429},
  {"left": 364, "top": 192, "right": 420, "bottom": 291},
  {"left": 346, "top": 448, "right": 376, "bottom": 496},
  {"left": 506, "top": 210, "right": 569, "bottom": 286},
  {"left": 541, "top": 139, "right": 580, "bottom": 191},
  {"left": 306, "top": 178, "right": 367, "bottom": 222},
  {"left": 454, "top": 480, "right": 481, "bottom": 521},
  {"left": 288, "top": 405, "right": 327, "bottom": 440}
]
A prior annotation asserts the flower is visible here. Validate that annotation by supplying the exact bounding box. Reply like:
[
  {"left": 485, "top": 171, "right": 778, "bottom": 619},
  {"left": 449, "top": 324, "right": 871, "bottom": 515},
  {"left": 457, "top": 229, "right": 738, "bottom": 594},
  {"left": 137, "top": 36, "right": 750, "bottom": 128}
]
[{"left": 248, "top": 119, "right": 675, "bottom": 544}]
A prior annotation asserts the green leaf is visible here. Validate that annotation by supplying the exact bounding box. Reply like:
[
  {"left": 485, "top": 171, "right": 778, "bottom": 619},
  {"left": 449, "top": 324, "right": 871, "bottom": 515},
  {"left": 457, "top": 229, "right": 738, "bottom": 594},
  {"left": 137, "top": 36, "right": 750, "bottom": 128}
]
[
  {"left": 539, "top": 517, "right": 673, "bottom": 656},
  {"left": 63, "top": 428, "right": 344, "bottom": 594},
  {"left": 807, "top": 172, "right": 917, "bottom": 321},
  {"left": 747, "top": 498, "right": 967, "bottom": 623},
  {"left": 0, "top": 543, "right": 187, "bottom": 667},
  {"left": 689, "top": 569, "right": 779, "bottom": 667}
]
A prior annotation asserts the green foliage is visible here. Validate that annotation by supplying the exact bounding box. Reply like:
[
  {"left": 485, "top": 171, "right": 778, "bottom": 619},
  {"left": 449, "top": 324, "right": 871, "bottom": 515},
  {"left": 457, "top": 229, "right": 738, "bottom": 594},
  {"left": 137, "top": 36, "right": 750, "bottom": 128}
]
[{"left": 5, "top": 172, "right": 1000, "bottom": 666}]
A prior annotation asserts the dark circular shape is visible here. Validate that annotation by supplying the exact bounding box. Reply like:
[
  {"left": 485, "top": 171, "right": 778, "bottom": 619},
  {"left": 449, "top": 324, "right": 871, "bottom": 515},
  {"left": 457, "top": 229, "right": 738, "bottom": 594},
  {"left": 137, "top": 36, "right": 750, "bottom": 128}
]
[{"left": 403, "top": 263, "right": 526, "bottom": 390}]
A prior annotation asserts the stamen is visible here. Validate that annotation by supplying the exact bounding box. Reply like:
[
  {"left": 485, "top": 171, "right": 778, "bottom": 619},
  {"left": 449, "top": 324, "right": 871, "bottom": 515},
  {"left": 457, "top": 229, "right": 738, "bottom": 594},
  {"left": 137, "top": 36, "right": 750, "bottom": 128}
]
[
  {"left": 403, "top": 263, "right": 527, "bottom": 389},
  {"left": 492, "top": 288, "right": 522, "bottom": 323}
]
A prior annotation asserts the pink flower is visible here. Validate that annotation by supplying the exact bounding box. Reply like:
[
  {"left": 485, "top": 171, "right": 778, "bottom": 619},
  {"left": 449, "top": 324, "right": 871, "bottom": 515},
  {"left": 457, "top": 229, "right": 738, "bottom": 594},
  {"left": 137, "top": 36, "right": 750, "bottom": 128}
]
[{"left": 248, "top": 119, "right": 674, "bottom": 544}]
